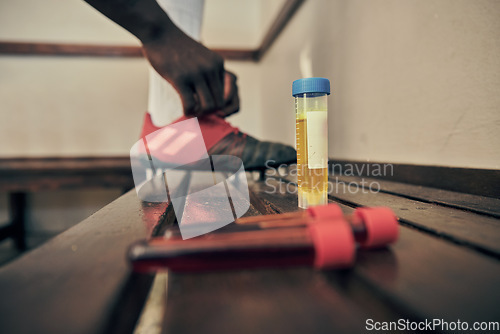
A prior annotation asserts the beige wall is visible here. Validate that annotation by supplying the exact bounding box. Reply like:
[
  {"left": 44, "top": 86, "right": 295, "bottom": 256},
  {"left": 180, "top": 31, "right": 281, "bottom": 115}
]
[
  {"left": 202, "top": 0, "right": 261, "bottom": 48},
  {"left": 0, "top": 0, "right": 262, "bottom": 157},
  {"left": 0, "top": 57, "right": 148, "bottom": 156},
  {"left": 260, "top": 0, "right": 500, "bottom": 169},
  {"left": 0, "top": 0, "right": 147, "bottom": 157}
]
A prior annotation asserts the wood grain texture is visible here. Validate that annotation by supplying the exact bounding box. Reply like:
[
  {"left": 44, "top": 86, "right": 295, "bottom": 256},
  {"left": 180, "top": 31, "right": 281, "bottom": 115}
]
[
  {"left": 213, "top": 48, "right": 257, "bottom": 61},
  {"left": 161, "top": 178, "right": 404, "bottom": 334},
  {"left": 2, "top": 169, "right": 499, "bottom": 334},
  {"left": 0, "top": 157, "right": 134, "bottom": 192},
  {"left": 326, "top": 176, "right": 500, "bottom": 257},
  {"left": 163, "top": 268, "right": 372, "bottom": 334},
  {"left": 0, "top": 41, "right": 257, "bottom": 61},
  {"left": 335, "top": 175, "right": 500, "bottom": 218},
  {"left": 0, "top": 191, "right": 165, "bottom": 334},
  {"left": 0, "top": 41, "right": 144, "bottom": 57},
  {"left": 280, "top": 168, "right": 500, "bottom": 257},
  {"left": 0, "top": 156, "right": 132, "bottom": 171},
  {"left": 258, "top": 178, "right": 500, "bottom": 325},
  {"left": 330, "top": 160, "right": 500, "bottom": 198}
]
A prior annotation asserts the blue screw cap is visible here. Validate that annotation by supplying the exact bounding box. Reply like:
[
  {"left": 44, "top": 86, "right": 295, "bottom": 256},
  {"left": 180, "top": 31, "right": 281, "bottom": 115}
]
[{"left": 292, "top": 77, "right": 330, "bottom": 96}]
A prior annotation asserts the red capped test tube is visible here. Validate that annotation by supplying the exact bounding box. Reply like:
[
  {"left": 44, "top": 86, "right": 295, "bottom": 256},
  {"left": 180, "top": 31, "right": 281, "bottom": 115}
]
[{"left": 128, "top": 205, "right": 399, "bottom": 273}]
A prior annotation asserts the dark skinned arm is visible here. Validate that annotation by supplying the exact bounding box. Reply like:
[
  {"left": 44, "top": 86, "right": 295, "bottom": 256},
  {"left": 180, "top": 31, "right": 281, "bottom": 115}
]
[{"left": 83, "top": 0, "right": 237, "bottom": 117}]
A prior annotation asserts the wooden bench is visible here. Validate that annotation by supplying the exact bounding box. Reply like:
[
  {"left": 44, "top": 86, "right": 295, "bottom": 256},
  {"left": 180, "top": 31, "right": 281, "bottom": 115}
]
[
  {"left": 0, "top": 157, "right": 134, "bottom": 250},
  {"left": 0, "top": 162, "right": 499, "bottom": 334}
]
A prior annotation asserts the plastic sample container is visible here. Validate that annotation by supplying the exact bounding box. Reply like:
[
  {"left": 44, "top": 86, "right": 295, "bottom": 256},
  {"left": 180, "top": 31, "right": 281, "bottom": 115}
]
[{"left": 292, "top": 77, "right": 330, "bottom": 209}]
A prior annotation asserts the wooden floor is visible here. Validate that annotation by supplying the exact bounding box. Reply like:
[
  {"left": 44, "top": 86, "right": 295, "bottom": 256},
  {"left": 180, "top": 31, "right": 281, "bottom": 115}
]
[{"left": 0, "top": 169, "right": 499, "bottom": 334}]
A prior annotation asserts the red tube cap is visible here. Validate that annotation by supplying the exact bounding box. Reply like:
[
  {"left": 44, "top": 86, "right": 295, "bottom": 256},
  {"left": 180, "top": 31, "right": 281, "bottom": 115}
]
[
  {"left": 308, "top": 218, "right": 355, "bottom": 269},
  {"left": 354, "top": 207, "right": 399, "bottom": 248},
  {"left": 307, "top": 204, "right": 343, "bottom": 220}
]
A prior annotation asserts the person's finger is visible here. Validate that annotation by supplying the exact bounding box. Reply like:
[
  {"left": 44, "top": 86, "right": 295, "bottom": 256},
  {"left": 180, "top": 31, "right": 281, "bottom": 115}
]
[
  {"left": 177, "top": 83, "right": 198, "bottom": 116},
  {"left": 226, "top": 95, "right": 240, "bottom": 117},
  {"left": 206, "top": 69, "right": 224, "bottom": 110},
  {"left": 221, "top": 88, "right": 240, "bottom": 117},
  {"left": 224, "top": 72, "right": 237, "bottom": 101},
  {"left": 193, "top": 78, "right": 216, "bottom": 116}
]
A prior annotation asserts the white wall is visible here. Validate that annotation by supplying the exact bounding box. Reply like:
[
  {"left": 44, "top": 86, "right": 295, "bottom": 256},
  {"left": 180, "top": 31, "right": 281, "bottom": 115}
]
[{"left": 260, "top": 0, "right": 500, "bottom": 169}]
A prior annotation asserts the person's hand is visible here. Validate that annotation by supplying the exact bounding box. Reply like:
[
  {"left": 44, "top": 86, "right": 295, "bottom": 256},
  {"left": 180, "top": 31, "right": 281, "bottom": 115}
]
[
  {"left": 142, "top": 27, "right": 225, "bottom": 117},
  {"left": 216, "top": 71, "right": 240, "bottom": 118}
]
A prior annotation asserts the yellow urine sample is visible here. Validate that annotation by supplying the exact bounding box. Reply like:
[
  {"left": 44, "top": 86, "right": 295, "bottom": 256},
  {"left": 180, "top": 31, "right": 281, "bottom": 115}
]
[{"left": 295, "top": 107, "right": 328, "bottom": 208}]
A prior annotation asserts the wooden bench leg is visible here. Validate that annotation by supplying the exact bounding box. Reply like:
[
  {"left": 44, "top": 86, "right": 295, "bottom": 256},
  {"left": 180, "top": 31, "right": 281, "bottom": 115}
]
[
  {"left": 0, "top": 224, "right": 13, "bottom": 243},
  {"left": 9, "top": 192, "right": 27, "bottom": 251},
  {"left": 259, "top": 169, "right": 266, "bottom": 181}
]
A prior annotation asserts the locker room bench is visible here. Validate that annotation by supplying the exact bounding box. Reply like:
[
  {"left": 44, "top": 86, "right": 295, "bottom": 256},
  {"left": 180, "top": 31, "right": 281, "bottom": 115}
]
[
  {"left": 0, "top": 157, "right": 135, "bottom": 250},
  {"left": 0, "top": 162, "right": 499, "bottom": 334}
]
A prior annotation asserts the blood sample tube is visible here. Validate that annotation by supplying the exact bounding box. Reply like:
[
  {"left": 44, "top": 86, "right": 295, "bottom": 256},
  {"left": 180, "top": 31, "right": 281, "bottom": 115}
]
[
  {"left": 128, "top": 206, "right": 399, "bottom": 272},
  {"left": 129, "top": 219, "right": 355, "bottom": 272}
]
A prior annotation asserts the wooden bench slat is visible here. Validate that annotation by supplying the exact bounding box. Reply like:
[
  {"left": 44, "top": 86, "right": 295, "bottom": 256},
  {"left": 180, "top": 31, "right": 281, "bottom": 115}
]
[
  {"left": 328, "top": 178, "right": 500, "bottom": 257},
  {"left": 2, "top": 167, "right": 499, "bottom": 333},
  {"left": 0, "top": 174, "right": 134, "bottom": 192},
  {"left": 0, "top": 191, "right": 164, "bottom": 334},
  {"left": 163, "top": 268, "right": 376, "bottom": 334},
  {"left": 0, "top": 156, "right": 132, "bottom": 171},
  {"left": 161, "top": 175, "right": 388, "bottom": 334},
  {"left": 329, "top": 160, "right": 500, "bottom": 198},
  {"left": 333, "top": 175, "right": 500, "bottom": 218},
  {"left": 278, "top": 173, "right": 500, "bottom": 257},
  {"left": 0, "top": 157, "right": 135, "bottom": 192},
  {"left": 248, "top": 179, "right": 301, "bottom": 215},
  {"left": 259, "top": 178, "right": 500, "bottom": 324},
  {"left": 351, "top": 227, "right": 500, "bottom": 323}
]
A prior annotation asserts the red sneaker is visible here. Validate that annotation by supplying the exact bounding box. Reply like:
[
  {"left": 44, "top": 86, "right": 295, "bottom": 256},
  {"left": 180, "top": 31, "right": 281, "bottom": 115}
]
[{"left": 139, "top": 112, "right": 296, "bottom": 171}]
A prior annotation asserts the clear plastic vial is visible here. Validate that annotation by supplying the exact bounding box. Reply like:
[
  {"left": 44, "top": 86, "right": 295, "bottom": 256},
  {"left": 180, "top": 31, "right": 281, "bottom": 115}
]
[{"left": 292, "top": 77, "right": 330, "bottom": 209}]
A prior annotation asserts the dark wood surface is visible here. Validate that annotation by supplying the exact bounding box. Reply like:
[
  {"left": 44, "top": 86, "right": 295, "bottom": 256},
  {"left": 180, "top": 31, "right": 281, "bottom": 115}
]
[
  {"left": 281, "top": 169, "right": 500, "bottom": 257},
  {"left": 257, "top": 179, "right": 500, "bottom": 322},
  {"left": 0, "top": 41, "right": 256, "bottom": 61},
  {"left": 0, "top": 191, "right": 166, "bottom": 334},
  {"left": 330, "top": 160, "right": 500, "bottom": 198},
  {"left": 160, "top": 174, "right": 500, "bottom": 334},
  {"left": 1, "top": 169, "right": 499, "bottom": 334},
  {"left": 335, "top": 175, "right": 500, "bottom": 218},
  {"left": 0, "top": 156, "right": 136, "bottom": 249},
  {"left": 0, "top": 41, "right": 144, "bottom": 57},
  {"left": 0, "top": 156, "right": 134, "bottom": 192},
  {"left": 326, "top": 179, "right": 500, "bottom": 257},
  {"left": 0, "top": 193, "right": 25, "bottom": 247}
]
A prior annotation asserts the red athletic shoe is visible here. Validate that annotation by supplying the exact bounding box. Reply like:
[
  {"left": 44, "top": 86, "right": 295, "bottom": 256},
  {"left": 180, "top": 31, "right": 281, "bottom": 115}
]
[{"left": 139, "top": 112, "right": 296, "bottom": 170}]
